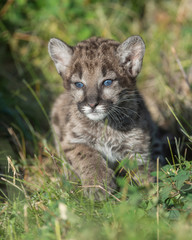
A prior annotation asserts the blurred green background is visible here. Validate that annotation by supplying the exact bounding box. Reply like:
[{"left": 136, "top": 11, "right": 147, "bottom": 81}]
[{"left": 0, "top": 0, "right": 192, "bottom": 167}]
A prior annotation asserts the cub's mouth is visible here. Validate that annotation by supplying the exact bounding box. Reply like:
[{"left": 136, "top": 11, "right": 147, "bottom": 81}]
[
  {"left": 86, "top": 112, "right": 108, "bottom": 121},
  {"left": 77, "top": 102, "right": 110, "bottom": 121}
]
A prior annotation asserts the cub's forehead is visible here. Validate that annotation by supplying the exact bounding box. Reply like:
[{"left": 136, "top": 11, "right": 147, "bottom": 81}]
[
  {"left": 75, "top": 37, "right": 119, "bottom": 48},
  {"left": 69, "top": 37, "right": 120, "bottom": 77},
  {"left": 70, "top": 58, "right": 119, "bottom": 82},
  {"left": 73, "top": 37, "right": 119, "bottom": 59}
]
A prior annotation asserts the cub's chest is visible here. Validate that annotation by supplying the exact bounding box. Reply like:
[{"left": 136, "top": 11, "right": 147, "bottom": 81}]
[
  {"left": 89, "top": 128, "right": 142, "bottom": 164},
  {"left": 95, "top": 139, "right": 123, "bottom": 164},
  {"left": 94, "top": 130, "right": 150, "bottom": 166},
  {"left": 70, "top": 124, "right": 150, "bottom": 165},
  {"left": 70, "top": 125, "right": 125, "bottom": 162},
  {"left": 94, "top": 130, "right": 138, "bottom": 164}
]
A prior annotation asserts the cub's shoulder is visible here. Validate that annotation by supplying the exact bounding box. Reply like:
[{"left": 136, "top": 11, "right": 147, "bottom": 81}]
[
  {"left": 51, "top": 93, "right": 72, "bottom": 126},
  {"left": 52, "top": 93, "right": 71, "bottom": 108}
]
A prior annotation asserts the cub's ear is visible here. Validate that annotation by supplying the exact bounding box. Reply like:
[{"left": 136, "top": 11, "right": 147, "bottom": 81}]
[
  {"left": 117, "top": 36, "right": 145, "bottom": 78},
  {"left": 48, "top": 38, "right": 73, "bottom": 76}
]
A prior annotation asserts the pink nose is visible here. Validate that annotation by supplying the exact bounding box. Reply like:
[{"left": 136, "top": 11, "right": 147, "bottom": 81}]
[{"left": 88, "top": 102, "right": 98, "bottom": 108}]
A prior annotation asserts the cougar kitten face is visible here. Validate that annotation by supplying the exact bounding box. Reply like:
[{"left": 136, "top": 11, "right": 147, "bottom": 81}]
[
  {"left": 70, "top": 70, "right": 119, "bottom": 121},
  {"left": 48, "top": 36, "right": 145, "bottom": 123}
]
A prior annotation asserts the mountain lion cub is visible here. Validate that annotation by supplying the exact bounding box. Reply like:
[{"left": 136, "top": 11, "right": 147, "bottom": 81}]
[{"left": 48, "top": 36, "right": 162, "bottom": 200}]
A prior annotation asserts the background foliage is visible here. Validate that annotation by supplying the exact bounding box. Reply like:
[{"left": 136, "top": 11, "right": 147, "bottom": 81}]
[{"left": 0, "top": 0, "right": 192, "bottom": 239}]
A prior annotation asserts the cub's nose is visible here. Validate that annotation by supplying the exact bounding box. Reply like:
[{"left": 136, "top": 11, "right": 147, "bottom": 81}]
[{"left": 88, "top": 102, "right": 99, "bottom": 109}]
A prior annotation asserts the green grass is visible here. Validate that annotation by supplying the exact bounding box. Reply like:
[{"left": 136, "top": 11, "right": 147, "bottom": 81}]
[
  {"left": 0, "top": 0, "right": 192, "bottom": 239},
  {"left": 0, "top": 151, "right": 192, "bottom": 239}
]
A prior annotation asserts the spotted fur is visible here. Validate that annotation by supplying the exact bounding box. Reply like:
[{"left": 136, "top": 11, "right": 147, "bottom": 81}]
[{"left": 48, "top": 36, "right": 163, "bottom": 200}]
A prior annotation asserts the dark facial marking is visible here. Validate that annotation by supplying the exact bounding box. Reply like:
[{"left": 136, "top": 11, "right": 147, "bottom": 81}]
[
  {"left": 102, "top": 58, "right": 115, "bottom": 72},
  {"left": 101, "top": 64, "right": 107, "bottom": 77},
  {"left": 72, "top": 62, "right": 83, "bottom": 79},
  {"left": 53, "top": 114, "right": 59, "bottom": 125},
  {"left": 101, "top": 44, "right": 108, "bottom": 55}
]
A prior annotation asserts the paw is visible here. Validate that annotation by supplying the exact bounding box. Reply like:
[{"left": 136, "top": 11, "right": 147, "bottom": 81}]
[{"left": 82, "top": 168, "right": 117, "bottom": 201}]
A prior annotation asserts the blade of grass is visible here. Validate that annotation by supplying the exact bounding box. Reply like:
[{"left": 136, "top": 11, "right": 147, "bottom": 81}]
[
  {"left": 167, "top": 103, "right": 192, "bottom": 143},
  {"left": 166, "top": 103, "right": 183, "bottom": 128},
  {"left": 1, "top": 177, "right": 25, "bottom": 193},
  {"left": 16, "top": 106, "right": 39, "bottom": 154},
  {"left": 7, "top": 127, "right": 26, "bottom": 162},
  {"left": 7, "top": 156, "right": 16, "bottom": 185},
  {"left": 156, "top": 157, "right": 159, "bottom": 240},
  {"left": 23, "top": 80, "right": 50, "bottom": 126},
  {"left": 55, "top": 219, "right": 62, "bottom": 240},
  {"left": 171, "top": 46, "right": 190, "bottom": 89},
  {"left": 167, "top": 137, "right": 176, "bottom": 169},
  {"left": 10, "top": 123, "right": 26, "bottom": 163}
]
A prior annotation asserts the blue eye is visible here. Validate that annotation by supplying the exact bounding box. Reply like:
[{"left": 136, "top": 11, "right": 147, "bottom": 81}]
[
  {"left": 75, "top": 82, "right": 84, "bottom": 88},
  {"left": 103, "top": 79, "right": 113, "bottom": 86}
]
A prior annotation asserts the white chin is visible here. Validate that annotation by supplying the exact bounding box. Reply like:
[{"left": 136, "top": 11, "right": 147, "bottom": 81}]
[{"left": 86, "top": 113, "right": 106, "bottom": 121}]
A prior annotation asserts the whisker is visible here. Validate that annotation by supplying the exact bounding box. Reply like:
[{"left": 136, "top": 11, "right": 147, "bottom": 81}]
[
  {"left": 110, "top": 106, "right": 136, "bottom": 126},
  {"left": 114, "top": 105, "right": 141, "bottom": 119},
  {"left": 107, "top": 111, "right": 120, "bottom": 128}
]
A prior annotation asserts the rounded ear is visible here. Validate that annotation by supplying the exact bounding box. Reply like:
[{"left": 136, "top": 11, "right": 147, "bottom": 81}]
[
  {"left": 48, "top": 38, "right": 73, "bottom": 76},
  {"left": 117, "top": 36, "right": 145, "bottom": 78}
]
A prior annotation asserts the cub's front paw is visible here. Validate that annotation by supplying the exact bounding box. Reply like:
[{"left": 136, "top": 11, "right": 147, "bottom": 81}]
[{"left": 82, "top": 168, "right": 117, "bottom": 201}]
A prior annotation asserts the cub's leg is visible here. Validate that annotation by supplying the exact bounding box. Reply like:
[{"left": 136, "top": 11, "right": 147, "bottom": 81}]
[{"left": 63, "top": 143, "right": 117, "bottom": 200}]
